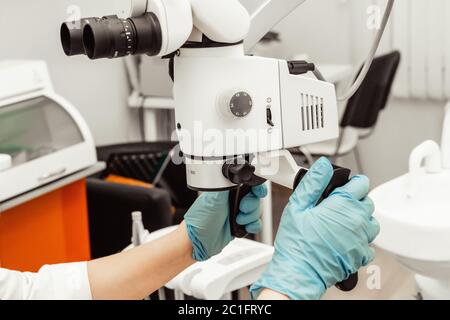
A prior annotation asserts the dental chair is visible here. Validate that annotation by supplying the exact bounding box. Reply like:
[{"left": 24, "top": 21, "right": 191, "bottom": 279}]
[
  {"left": 303, "top": 51, "right": 401, "bottom": 173},
  {"left": 87, "top": 142, "right": 198, "bottom": 259}
]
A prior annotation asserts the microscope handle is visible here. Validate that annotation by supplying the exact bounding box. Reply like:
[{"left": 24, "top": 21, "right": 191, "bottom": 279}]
[
  {"left": 293, "top": 165, "right": 358, "bottom": 292},
  {"left": 229, "top": 184, "right": 255, "bottom": 238}
]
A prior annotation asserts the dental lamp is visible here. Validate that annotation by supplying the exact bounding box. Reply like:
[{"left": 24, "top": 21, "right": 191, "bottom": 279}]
[{"left": 60, "top": 0, "right": 395, "bottom": 292}]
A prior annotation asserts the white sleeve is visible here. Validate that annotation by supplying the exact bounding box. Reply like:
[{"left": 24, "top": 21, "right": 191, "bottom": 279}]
[{"left": 0, "top": 262, "right": 92, "bottom": 300}]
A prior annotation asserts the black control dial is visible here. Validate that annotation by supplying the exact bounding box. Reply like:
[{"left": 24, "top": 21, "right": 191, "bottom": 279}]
[{"left": 229, "top": 92, "right": 253, "bottom": 118}]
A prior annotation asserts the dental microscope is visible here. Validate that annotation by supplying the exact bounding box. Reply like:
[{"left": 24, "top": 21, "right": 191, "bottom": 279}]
[{"left": 59, "top": 0, "right": 394, "bottom": 292}]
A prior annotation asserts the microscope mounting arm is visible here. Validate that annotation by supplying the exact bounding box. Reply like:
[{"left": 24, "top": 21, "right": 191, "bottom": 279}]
[
  {"left": 186, "top": 0, "right": 308, "bottom": 50},
  {"left": 110, "top": 0, "right": 307, "bottom": 48}
]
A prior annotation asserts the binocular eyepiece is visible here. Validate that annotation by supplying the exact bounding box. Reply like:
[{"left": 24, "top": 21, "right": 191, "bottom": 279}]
[{"left": 61, "top": 13, "right": 162, "bottom": 60}]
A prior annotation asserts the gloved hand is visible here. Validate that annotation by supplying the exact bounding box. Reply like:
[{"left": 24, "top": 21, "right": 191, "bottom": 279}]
[
  {"left": 185, "top": 185, "right": 267, "bottom": 261},
  {"left": 250, "top": 157, "right": 380, "bottom": 300}
]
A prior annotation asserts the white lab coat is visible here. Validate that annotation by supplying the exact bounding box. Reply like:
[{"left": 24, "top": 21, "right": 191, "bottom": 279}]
[{"left": 0, "top": 262, "right": 92, "bottom": 300}]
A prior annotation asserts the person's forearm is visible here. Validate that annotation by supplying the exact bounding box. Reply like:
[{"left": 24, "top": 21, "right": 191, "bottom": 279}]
[
  {"left": 257, "top": 289, "right": 290, "bottom": 300},
  {"left": 87, "top": 222, "right": 195, "bottom": 300}
]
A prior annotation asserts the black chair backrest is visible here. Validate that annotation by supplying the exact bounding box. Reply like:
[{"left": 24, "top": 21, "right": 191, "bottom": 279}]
[
  {"left": 96, "top": 142, "right": 178, "bottom": 183},
  {"left": 87, "top": 180, "right": 173, "bottom": 259},
  {"left": 340, "top": 51, "right": 401, "bottom": 129},
  {"left": 96, "top": 142, "right": 198, "bottom": 209}
]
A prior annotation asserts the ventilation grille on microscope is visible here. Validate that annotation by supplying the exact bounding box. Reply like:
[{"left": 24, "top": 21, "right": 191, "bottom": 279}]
[{"left": 300, "top": 93, "right": 324, "bottom": 131}]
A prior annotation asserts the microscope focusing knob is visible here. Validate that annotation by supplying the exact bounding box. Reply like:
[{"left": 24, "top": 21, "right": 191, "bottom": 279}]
[{"left": 220, "top": 91, "right": 253, "bottom": 119}]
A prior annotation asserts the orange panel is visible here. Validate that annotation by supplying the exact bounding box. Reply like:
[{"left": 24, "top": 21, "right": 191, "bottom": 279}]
[
  {"left": 0, "top": 180, "right": 91, "bottom": 272},
  {"left": 61, "top": 181, "right": 91, "bottom": 263}
]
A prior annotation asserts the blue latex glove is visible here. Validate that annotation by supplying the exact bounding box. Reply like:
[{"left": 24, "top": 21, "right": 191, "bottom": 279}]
[
  {"left": 250, "top": 157, "right": 380, "bottom": 300},
  {"left": 185, "top": 185, "right": 267, "bottom": 261}
]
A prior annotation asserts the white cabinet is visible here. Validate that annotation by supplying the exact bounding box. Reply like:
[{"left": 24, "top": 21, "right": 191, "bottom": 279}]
[{"left": 0, "top": 61, "right": 97, "bottom": 202}]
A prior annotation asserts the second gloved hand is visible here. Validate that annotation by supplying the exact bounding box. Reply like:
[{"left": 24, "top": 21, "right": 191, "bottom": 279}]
[
  {"left": 250, "top": 157, "right": 380, "bottom": 300},
  {"left": 185, "top": 185, "right": 267, "bottom": 261}
]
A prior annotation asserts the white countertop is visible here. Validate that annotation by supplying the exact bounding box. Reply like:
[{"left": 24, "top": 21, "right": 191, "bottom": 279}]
[{"left": 0, "top": 162, "right": 106, "bottom": 213}]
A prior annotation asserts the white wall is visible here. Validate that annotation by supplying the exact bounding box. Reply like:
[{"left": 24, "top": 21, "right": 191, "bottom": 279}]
[
  {"left": 273, "top": 0, "right": 447, "bottom": 187},
  {"left": 356, "top": 98, "right": 445, "bottom": 186},
  {"left": 0, "top": 1, "right": 137, "bottom": 146},
  {"left": 273, "top": 0, "right": 354, "bottom": 64}
]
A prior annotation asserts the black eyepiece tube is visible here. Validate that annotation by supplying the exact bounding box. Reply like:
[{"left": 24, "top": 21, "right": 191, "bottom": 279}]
[
  {"left": 131, "top": 13, "right": 162, "bottom": 56},
  {"left": 81, "top": 13, "right": 162, "bottom": 60},
  {"left": 60, "top": 18, "right": 98, "bottom": 56},
  {"left": 82, "top": 18, "right": 116, "bottom": 60}
]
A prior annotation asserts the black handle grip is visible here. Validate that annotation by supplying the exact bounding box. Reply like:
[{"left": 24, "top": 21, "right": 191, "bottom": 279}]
[
  {"left": 229, "top": 184, "right": 254, "bottom": 238},
  {"left": 294, "top": 165, "right": 359, "bottom": 292}
]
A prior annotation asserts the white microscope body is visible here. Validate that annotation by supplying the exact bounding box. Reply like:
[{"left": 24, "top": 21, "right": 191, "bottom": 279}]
[
  {"left": 173, "top": 2, "right": 339, "bottom": 191},
  {"left": 61, "top": 0, "right": 337, "bottom": 191},
  {"left": 174, "top": 44, "right": 339, "bottom": 190}
]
